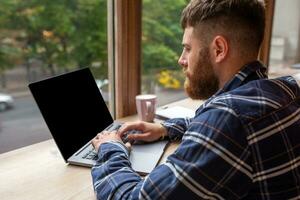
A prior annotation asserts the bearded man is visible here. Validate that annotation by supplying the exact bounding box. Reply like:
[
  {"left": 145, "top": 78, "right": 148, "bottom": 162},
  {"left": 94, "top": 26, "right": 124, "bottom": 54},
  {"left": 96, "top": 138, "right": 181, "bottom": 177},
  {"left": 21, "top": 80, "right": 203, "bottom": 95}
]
[{"left": 91, "top": 0, "right": 300, "bottom": 199}]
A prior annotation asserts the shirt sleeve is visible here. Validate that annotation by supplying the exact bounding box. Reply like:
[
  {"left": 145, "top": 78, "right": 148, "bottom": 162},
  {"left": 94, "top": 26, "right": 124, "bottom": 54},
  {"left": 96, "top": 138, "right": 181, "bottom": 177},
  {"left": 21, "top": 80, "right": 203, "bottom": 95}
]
[
  {"left": 162, "top": 117, "right": 192, "bottom": 141},
  {"left": 91, "top": 107, "right": 253, "bottom": 200}
]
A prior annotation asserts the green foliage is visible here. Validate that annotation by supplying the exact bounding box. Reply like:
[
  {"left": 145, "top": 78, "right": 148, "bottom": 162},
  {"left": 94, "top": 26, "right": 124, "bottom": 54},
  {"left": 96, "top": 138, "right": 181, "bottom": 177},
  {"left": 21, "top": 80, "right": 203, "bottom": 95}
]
[
  {"left": 0, "top": 44, "right": 21, "bottom": 72},
  {"left": 0, "top": 0, "right": 107, "bottom": 79},
  {"left": 143, "top": 44, "right": 177, "bottom": 73},
  {"left": 142, "top": 0, "right": 188, "bottom": 71},
  {"left": 0, "top": 0, "right": 188, "bottom": 81}
]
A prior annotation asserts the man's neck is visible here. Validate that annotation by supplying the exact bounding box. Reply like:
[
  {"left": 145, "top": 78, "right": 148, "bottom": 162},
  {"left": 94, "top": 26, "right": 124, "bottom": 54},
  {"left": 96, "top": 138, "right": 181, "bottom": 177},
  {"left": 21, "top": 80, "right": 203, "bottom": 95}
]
[{"left": 217, "top": 58, "right": 258, "bottom": 89}]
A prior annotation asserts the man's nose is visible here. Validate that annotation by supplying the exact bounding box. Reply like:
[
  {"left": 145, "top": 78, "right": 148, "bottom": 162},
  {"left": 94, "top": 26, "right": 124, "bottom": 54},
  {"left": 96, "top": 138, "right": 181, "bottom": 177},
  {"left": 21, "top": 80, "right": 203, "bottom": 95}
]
[{"left": 178, "top": 55, "right": 187, "bottom": 67}]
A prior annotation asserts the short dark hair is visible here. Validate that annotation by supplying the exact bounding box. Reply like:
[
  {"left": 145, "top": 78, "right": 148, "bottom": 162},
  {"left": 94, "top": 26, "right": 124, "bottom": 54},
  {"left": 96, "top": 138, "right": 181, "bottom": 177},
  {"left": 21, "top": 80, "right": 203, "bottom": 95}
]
[{"left": 181, "top": 0, "right": 265, "bottom": 52}]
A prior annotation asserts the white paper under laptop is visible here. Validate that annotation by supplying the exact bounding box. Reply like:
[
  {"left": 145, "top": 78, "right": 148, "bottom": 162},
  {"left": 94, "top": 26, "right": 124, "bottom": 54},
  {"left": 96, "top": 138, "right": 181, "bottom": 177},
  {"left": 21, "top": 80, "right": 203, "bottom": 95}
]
[
  {"left": 28, "top": 68, "right": 168, "bottom": 175},
  {"left": 156, "top": 106, "right": 195, "bottom": 120}
]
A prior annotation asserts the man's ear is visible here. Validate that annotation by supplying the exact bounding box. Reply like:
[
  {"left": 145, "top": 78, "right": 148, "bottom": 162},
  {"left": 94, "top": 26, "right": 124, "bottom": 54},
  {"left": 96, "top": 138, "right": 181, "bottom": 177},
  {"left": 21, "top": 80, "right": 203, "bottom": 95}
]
[{"left": 211, "top": 35, "right": 228, "bottom": 63}]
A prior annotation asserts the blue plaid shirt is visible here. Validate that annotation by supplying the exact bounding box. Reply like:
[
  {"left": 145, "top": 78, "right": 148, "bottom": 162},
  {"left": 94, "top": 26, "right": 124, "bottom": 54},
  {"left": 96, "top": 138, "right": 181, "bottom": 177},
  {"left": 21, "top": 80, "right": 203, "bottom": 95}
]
[{"left": 91, "top": 61, "right": 300, "bottom": 199}]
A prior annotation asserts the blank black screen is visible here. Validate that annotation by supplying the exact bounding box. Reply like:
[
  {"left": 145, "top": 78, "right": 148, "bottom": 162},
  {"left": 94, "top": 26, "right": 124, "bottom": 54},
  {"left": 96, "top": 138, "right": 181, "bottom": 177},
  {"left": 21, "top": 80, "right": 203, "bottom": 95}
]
[{"left": 29, "top": 68, "right": 113, "bottom": 161}]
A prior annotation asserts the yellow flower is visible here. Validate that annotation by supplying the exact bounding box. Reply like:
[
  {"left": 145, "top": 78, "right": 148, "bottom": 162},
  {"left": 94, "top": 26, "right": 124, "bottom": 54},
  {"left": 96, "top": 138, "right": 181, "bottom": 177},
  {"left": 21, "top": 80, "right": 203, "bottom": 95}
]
[
  {"left": 157, "top": 70, "right": 182, "bottom": 89},
  {"left": 42, "top": 30, "right": 54, "bottom": 39}
]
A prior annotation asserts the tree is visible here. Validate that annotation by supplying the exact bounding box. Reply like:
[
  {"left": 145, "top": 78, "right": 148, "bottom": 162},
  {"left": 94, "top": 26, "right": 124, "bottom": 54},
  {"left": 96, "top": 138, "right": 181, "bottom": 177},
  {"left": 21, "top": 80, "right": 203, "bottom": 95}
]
[
  {"left": 70, "top": 0, "right": 108, "bottom": 79},
  {"left": 1, "top": 0, "right": 107, "bottom": 79},
  {"left": 0, "top": 0, "right": 188, "bottom": 87},
  {"left": 0, "top": 1, "right": 22, "bottom": 87},
  {"left": 142, "top": 0, "right": 188, "bottom": 72}
]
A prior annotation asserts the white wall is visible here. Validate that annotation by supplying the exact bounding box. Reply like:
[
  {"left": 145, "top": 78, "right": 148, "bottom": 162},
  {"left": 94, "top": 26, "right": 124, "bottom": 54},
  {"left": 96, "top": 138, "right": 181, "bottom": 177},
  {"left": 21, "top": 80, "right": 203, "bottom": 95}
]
[{"left": 272, "top": 0, "right": 300, "bottom": 60}]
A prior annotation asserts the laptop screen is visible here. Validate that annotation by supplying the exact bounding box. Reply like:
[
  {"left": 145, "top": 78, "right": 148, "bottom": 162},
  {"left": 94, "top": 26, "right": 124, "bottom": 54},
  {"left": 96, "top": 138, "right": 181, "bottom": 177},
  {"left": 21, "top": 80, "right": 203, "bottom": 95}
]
[{"left": 29, "top": 68, "right": 113, "bottom": 161}]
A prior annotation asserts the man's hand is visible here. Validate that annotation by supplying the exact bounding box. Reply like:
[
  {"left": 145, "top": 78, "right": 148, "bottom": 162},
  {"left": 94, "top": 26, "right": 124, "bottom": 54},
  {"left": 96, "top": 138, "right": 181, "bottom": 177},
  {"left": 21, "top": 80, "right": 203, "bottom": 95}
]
[
  {"left": 118, "top": 121, "right": 167, "bottom": 142},
  {"left": 92, "top": 131, "right": 129, "bottom": 152}
]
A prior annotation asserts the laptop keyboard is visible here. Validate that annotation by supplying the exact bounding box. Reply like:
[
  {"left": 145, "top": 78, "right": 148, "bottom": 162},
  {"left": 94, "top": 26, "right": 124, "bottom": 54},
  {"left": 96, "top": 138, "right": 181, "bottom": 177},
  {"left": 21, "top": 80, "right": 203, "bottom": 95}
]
[
  {"left": 82, "top": 149, "right": 98, "bottom": 160},
  {"left": 82, "top": 123, "right": 142, "bottom": 160}
]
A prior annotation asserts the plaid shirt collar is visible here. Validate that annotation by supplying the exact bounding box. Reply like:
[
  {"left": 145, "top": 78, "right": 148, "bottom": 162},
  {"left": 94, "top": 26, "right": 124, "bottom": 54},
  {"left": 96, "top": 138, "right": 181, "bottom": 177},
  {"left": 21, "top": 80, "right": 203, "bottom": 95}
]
[
  {"left": 219, "top": 60, "right": 267, "bottom": 94},
  {"left": 200, "top": 60, "right": 268, "bottom": 110}
]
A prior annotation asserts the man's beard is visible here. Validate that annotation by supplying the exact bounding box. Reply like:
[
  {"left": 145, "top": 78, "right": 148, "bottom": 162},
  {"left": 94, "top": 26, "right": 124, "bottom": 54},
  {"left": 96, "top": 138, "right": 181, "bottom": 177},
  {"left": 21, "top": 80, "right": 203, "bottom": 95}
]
[{"left": 184, "top": 48, "right": 219, "bottom": 100}]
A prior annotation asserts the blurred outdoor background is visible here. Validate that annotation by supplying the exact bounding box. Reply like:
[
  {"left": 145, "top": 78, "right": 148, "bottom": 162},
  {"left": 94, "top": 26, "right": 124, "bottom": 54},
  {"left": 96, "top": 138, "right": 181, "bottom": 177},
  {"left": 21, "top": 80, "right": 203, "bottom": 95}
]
[
  {"left": 0, "top": 0, "right": 188, "bottom": 153},
  {"left": 1, "top": 0, "right": 300, "bottom": 153}
]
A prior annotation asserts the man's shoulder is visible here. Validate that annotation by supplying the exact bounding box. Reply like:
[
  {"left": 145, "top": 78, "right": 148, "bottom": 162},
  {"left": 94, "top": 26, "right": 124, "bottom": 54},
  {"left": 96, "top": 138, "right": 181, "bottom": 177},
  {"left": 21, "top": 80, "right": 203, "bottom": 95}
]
[
  {"left": 205, "top": 76, "right": 300, "bottom": 123},
  {"left": 231, "top": 76, "right": 299, "bottom": 104}
]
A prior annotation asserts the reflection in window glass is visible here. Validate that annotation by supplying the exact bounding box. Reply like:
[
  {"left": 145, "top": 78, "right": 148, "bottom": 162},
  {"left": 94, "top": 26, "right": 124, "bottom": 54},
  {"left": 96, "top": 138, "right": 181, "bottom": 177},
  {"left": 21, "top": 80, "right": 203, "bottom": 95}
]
[
  {"left": 0, "top": 0, "right": 108, "bottom": 153},
  {"left": 269, "top": 0, "right": 300, "bottom": 85},
  {"left": 142, "top": 0, "right": 188, "bottom": 106}
]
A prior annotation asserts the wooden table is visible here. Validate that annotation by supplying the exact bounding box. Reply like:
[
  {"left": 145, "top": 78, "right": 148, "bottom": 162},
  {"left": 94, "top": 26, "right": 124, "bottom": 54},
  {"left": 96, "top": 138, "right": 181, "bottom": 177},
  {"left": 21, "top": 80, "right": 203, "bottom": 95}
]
[{"left": 0, "top": 98, "right": 202, "bottom": 200}]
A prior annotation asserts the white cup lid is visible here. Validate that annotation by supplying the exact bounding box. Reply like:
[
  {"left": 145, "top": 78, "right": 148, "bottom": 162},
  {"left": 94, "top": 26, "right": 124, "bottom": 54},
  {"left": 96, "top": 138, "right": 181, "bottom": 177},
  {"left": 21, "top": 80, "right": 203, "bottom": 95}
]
[{"left": 135, "top": 94, "right": 157, "bottom": 100}]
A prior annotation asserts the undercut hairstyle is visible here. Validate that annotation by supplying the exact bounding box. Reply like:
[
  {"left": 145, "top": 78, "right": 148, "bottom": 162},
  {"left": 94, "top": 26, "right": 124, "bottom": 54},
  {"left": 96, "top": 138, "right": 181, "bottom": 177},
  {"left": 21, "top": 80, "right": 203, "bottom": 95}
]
[{"left": 181, "top": 0, "right": 265, "bottom": 54}]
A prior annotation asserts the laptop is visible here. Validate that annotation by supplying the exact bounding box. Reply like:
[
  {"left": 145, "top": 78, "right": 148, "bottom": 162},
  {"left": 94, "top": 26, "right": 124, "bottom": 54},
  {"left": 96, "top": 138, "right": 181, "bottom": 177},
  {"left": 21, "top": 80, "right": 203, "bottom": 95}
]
[{"left": 28, "top": 68, "right": 168, "bottom": 175}]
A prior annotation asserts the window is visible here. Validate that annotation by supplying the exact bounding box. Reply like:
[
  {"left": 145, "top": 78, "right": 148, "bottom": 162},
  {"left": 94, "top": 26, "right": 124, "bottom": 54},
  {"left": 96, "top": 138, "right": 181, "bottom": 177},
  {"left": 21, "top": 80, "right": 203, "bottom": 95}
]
[
  {"left": 268, "top": 0, "right": 300, "bottom": 84},
  {"left": 0, "top": 0, "right": 109, "bottom": 153},
  {"left": 141, "top": 0, "right": 188, "bottom": 106}
]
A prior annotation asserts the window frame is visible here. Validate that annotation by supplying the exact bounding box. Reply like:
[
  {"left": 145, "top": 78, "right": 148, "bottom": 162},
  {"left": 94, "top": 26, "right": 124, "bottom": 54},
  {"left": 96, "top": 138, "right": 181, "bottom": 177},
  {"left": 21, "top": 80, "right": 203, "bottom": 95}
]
[
  {"left": 113, "top": 0, "right": 275, "bottom": 118},
  {"left": 113, "top": 0, "right": 142, "bottom": 118},
  {"left": 259, "top": 0, "right": 275, "bottom": 66}
]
